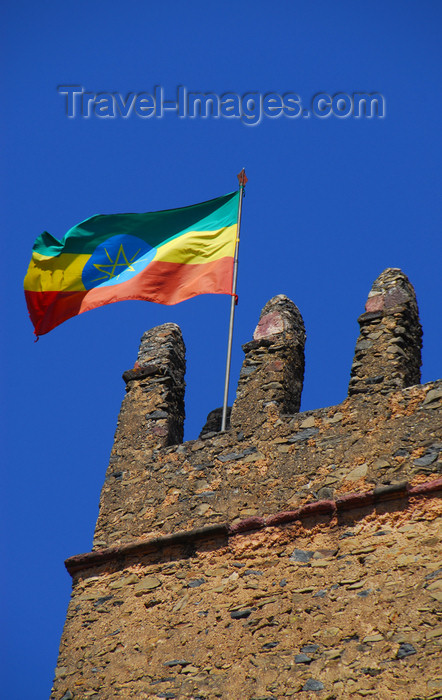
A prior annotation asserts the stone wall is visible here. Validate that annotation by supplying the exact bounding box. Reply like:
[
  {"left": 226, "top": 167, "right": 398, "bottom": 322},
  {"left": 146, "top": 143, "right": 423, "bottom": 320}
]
[
  {"left": 54, "top": 495, "right": 442, "bottom": 700},
  {"left": 51, "top": 269, "right": 442, "bottom": 700}
]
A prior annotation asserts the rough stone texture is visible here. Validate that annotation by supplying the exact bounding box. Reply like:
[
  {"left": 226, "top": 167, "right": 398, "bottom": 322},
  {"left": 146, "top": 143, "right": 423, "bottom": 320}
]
[
  {"left": 53, "top": 505, "right": 442, "bottom": 700},
  {"left": 92, "top": 378, "right": 441, "bottom": 549},
  {"left": 93, "top": 323, "right": 185, "bottom": 549},
  {"left": 349, "top": 268, "right": 422, "bottom": 397},
  {"left": 231, "top": 295, "right": 306, "bottom": 433},
  {"left": 51, "top": 270, "right": 441, "bottom": 699},
  {"left": 199, "top": 407, "right": 231, "bottom": 437}
]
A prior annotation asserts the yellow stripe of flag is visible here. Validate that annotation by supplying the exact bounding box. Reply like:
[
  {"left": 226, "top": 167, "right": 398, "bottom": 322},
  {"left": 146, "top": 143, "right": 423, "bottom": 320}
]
[{"left": 154, "top": 225, "right": 237, "bottom": 264}]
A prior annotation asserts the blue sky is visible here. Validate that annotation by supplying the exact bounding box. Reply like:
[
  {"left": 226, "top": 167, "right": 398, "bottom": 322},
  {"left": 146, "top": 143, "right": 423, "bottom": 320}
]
[{"left": 1, "top": 2, "right": 441, "bottom": 698}]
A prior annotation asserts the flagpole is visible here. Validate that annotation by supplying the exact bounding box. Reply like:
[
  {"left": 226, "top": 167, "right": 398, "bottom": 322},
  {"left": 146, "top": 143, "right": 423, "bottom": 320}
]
[{"left": 221, "top": 169, "right": 247, "bottom": 432}]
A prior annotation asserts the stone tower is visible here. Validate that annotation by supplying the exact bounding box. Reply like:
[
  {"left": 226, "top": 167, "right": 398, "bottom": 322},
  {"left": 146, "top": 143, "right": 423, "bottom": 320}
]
[{"left": 52, "top": 269, "right": 441, "bottom": 700}]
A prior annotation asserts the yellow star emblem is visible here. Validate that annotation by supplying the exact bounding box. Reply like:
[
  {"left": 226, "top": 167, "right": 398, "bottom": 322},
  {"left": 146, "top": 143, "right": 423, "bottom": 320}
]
[{"left": 91, "top": 244, "right": 142, "bottom": 283}]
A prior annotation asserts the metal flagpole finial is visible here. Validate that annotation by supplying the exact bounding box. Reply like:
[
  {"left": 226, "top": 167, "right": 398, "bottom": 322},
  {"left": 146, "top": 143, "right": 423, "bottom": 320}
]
[{"left": 237, "top": 168, "right": 248, "bottom": 187}]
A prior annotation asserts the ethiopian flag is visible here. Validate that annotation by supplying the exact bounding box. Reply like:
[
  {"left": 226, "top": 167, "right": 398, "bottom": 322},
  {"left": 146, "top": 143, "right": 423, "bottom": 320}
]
[{"left": 24, "top": 191, "right": 239, "bottom": 336}]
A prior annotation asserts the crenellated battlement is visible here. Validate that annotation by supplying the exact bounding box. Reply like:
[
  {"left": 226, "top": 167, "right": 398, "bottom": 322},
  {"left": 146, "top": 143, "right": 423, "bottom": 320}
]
[
  {"left": 92, "top": 268, "right": 440, "bottom": 550},
  {"left": 51, "top": 268, "right": 442, "bottom": 700}
]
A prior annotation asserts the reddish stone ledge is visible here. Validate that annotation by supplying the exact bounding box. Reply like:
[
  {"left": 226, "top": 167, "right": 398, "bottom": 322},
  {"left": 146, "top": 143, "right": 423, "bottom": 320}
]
[
  {"left": 65, "top": 478, "right": 442, "bottom": 576},
  {"left": 335, "top": 491, "right": 375, "bottom": 510},
  {"left": 263, "top": 500, "right": 336, "bottom": 528},
  {"left": 66, "top": 524, "right": 229, "bottom": 575},
  {"left": 229, "top": 516, "right": 265, "bottom": 534},
  {"left": 409, "top": 477, "right": 442, "bottom": 496}
]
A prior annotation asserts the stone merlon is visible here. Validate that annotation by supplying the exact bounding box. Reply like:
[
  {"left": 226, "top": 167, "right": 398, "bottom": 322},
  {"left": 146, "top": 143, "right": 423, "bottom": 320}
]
[
  {"left": 230, "top": 294, "right": 306, "bottom": 432},
  {"left": 348, "top": 268, "right": 422, "bottom": 397},
  {"left": 93, "top": 323, "right": 185, "bottom": 547}
]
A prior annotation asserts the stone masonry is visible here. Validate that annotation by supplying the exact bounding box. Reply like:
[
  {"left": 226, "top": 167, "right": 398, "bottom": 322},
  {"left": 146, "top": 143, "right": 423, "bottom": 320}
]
[
  {"left": 349, "top": 268, "right": 422, "bottom": 397},
  {"left": 52, "top": 269, "right": 441, "bottom": 700}
]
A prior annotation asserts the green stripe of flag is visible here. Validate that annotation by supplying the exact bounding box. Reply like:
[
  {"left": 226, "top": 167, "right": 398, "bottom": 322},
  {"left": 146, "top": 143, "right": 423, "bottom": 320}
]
[{"left": 33, "top": 191, "right": 238, "bottom": 257}]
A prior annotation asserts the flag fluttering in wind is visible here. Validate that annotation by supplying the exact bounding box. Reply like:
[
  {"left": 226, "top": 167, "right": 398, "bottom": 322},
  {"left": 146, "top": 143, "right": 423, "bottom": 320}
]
[{"left": 24, "top": 191, "right": 239, "bottom": 336}]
